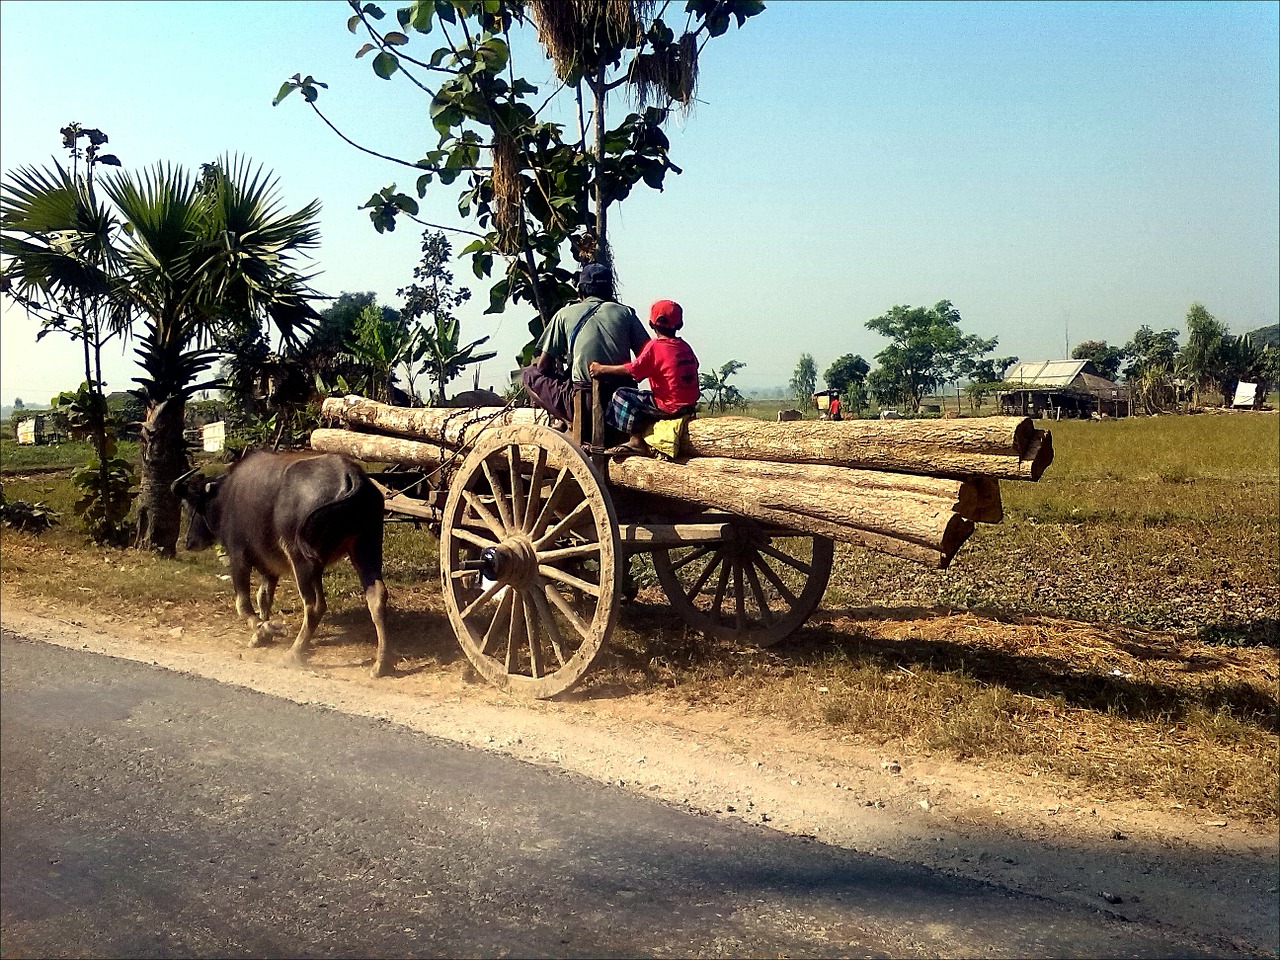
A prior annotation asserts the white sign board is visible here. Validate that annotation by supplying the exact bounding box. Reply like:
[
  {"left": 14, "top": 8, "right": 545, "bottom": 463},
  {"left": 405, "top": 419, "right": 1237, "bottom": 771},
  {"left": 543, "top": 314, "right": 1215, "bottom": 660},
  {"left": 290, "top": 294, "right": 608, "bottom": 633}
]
[{"left": 1232, "top": 382, "right": 1257, "bottom": 408}]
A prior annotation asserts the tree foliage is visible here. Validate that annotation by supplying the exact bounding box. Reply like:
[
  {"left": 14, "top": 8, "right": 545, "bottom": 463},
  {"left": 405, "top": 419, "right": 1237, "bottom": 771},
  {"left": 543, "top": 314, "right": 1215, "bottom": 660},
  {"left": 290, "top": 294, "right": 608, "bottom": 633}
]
[
  {"left": 1123, "top": 324, "right": 1181, "bottom": 413},
  {"left": 788, "top": 352, "right": 816, "bottom": 408},
  {"left": 865, "top": 300, "right": 997, "bottom": 413},
  {"left": 276, "top": 0, "right": 763, "bottom": 357},
  {"left": 823, "top": 353, "right": 870, "bottom": 415},
  {"left": 1071, "top": 339, "right": 1124, "bottom": 381},
  {"left": 2, "top": 143, "right": 324, "bottom": 555}
]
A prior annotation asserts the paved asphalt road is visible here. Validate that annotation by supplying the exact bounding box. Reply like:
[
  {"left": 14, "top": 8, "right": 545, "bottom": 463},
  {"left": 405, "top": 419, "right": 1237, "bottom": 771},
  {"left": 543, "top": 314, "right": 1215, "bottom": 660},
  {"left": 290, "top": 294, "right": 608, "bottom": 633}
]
[{"left": 1, "top": 632, "right": 1220, "bottom": 959}]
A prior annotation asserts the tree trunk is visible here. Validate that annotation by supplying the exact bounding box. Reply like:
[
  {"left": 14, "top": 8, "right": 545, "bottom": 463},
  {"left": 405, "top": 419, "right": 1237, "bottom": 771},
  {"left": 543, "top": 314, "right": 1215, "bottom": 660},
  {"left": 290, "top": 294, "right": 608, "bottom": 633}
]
[{"left": 134, "top": 396, "right": 187, "bottom": 556}]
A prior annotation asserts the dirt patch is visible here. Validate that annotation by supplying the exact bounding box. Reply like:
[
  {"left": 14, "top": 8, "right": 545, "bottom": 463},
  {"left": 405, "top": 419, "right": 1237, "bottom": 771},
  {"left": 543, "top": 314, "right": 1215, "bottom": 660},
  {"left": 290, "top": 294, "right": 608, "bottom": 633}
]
[{"left": 3, "top": 590, "right": 1277, "bottom": 954}]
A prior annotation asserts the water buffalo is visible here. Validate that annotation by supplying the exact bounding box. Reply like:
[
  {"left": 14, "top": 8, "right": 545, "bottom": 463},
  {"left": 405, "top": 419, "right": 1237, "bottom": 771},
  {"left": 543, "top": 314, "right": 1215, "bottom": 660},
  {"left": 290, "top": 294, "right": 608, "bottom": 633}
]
[
  {"left": 173, "top": 451, "right": 392, "bottom": 677},
  {"left": 777, "top": 408, "right": 804, "bottom": 422}
]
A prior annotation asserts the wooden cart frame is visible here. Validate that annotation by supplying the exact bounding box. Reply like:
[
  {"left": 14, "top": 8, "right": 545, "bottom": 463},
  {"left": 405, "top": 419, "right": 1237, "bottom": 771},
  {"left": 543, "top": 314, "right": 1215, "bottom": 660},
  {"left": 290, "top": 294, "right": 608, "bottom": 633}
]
[{"left": 369, "top": 387, "right": 834, "bottom": 699}]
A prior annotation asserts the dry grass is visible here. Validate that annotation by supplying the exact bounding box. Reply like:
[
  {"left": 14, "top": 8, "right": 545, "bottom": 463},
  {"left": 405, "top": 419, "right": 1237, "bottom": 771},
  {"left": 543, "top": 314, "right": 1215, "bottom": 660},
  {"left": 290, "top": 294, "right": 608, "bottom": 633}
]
[{"left": 2, "top": 412, "right": 1276, "bottom": 822}]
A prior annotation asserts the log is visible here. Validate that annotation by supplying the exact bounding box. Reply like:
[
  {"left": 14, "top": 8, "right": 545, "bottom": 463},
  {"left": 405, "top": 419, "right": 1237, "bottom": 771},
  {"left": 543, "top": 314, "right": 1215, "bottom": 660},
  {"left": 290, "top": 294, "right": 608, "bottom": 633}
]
[
  {"left": 321, "top": 395, "right": 545, "bottom": 447},
  {"left": 321, "top": 395, "right": 1050, "bottom": 482},
  {"left": 681, "top": 416, "right": 1053, "bottom": 480},
  {"left": 606, "top": 456, "right": 974, "bottom": 568},
  {"left": 690, "top": 457, "right": 1003, "bottom": 524},
  {"left": 310, "top": 428, "right": 447, "bottom": 471}
]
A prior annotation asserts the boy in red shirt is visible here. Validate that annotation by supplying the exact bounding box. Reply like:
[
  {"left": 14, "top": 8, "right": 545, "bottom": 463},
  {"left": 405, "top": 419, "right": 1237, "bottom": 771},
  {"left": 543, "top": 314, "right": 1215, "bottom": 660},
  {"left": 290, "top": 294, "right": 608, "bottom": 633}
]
[{"left": 589, "top": 299, "right": 699, "bottom": 455}]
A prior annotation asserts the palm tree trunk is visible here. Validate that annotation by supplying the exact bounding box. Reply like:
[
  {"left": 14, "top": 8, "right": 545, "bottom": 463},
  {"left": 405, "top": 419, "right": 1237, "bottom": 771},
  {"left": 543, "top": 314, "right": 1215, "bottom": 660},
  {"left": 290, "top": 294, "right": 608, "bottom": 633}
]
[{"left": 134, "top": 394, "right": 187, "bottom": 556}]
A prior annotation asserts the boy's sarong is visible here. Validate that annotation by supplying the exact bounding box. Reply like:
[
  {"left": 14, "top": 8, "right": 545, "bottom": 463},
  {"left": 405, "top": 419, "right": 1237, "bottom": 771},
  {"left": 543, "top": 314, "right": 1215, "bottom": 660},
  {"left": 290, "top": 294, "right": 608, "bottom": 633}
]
[{"left": 606, "top": 387, "right": 695, "bottom": 434}]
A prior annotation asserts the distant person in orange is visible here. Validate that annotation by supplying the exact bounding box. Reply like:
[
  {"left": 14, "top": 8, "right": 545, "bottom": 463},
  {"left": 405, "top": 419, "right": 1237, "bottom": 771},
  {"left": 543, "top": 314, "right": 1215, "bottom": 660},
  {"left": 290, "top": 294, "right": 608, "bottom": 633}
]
[
  {"left": 589, "top": 299, "right": 699, "bottom": 455},
  {"left": 829, "top": 393, "right": 843, "bottom": 421}
]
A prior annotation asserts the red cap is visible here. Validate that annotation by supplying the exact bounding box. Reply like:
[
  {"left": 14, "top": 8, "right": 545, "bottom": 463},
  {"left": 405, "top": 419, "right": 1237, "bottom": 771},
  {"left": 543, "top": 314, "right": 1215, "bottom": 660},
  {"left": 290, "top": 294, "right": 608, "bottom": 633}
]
[{"left": 649, "top": 299, "right": 683, "bottom": 331}]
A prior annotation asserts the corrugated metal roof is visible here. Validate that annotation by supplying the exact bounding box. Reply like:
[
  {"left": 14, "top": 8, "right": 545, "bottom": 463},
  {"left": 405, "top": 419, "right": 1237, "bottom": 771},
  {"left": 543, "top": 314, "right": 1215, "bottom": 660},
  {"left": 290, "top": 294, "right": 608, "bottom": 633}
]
[{"left": 1004, "top": 360, "right": 1089, "bottom": 387}]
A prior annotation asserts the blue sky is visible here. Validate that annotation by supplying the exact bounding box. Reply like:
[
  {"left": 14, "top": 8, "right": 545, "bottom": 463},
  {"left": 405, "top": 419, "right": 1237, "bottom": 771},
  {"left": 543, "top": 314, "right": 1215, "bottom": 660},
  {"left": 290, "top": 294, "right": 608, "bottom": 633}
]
[{"left": 1, "top": 0, "right": 1277, "bottom": 401}]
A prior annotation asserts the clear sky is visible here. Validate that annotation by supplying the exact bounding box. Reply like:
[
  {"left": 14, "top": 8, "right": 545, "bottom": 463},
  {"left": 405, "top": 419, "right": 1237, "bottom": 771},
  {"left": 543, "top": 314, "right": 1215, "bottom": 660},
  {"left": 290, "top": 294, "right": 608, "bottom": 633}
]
[{"left": 1, "top": 0, "right": 1277, "bottom": 402}]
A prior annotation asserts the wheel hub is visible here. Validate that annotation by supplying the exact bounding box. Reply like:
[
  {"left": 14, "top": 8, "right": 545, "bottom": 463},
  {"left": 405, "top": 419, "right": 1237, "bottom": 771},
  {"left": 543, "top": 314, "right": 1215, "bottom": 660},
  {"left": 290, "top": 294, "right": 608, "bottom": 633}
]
[{"left": 481, "top": 537, "right": 539, "bottom": 587}]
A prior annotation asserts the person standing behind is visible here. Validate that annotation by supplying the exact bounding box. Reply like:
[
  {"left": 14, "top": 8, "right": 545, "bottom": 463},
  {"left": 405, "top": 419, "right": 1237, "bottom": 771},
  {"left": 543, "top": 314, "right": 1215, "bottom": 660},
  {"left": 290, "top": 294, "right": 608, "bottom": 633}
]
[
  {"left": 520, "top": 263, "right": 649, "bottom": 424},
  {"left": 589, "top": 299, "right": 699, "bottom": 455},
  {"left": 829, "top": 392, "right": 843, "bottom": 421}
]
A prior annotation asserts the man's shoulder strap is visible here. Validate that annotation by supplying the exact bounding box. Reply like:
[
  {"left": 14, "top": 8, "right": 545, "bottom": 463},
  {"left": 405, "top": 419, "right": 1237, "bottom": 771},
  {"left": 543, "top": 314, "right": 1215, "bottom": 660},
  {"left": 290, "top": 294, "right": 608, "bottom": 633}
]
[{"left": 567, "top": 299, "right": 607, "bottom": 354}]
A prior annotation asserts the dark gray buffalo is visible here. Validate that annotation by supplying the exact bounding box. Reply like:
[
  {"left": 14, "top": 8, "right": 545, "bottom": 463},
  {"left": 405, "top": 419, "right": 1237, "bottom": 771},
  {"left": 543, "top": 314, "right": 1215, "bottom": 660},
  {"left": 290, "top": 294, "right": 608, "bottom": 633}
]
[{"left": 173, "top": 451, "right": 392, "bottom": 677}]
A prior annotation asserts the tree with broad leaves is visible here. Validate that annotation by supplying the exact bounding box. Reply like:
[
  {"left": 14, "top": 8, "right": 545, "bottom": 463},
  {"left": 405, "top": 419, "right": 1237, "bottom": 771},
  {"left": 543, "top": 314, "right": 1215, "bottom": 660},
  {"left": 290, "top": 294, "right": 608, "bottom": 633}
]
[
  {"left": 823, "top": 353, "right": 870, "bottom": 416},
  {"left": 1123, "top": 325, "right": 1181, "bottom": 413},
  {"left": 865, "top": 300, "right": 998, "bottom": 414},
  {"left": 699, "top": 359, "right": 747, "bottom": 413},
  {"left": 274, "top": 0, "right": 763, "bottom": 360},
  {"left": 3, "top": 152, "right": 323, "bottom": 555},
  {"left": 1071, "top": 339, "right": 1124, "bottom": 381}
]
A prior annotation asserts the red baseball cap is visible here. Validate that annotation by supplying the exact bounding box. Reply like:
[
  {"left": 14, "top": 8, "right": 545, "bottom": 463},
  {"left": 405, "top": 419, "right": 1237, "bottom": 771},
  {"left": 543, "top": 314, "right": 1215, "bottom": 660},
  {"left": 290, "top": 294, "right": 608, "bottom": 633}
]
[{"left": 649, "top": 299, "right": 683, "bottom": 331}]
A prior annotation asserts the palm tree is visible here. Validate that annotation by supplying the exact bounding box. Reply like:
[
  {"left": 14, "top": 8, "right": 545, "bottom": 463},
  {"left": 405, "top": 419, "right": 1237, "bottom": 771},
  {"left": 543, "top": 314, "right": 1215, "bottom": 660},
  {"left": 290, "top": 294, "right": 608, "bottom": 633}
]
[
  {"left": 699, "top": 359, "right": 747, "bottom": 414},
  {"left": 4, "top": 154, "right": 322, "bottom": 555},
  {"left": 104, "top": 157, "right": 321, "bottom": 554}
]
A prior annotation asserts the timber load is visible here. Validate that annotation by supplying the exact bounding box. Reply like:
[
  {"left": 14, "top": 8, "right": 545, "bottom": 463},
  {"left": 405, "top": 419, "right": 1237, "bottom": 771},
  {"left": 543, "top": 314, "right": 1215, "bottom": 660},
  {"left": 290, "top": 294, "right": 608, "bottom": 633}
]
[{"left": 312, "top": 396, "right": 1055, "bottom": 569}]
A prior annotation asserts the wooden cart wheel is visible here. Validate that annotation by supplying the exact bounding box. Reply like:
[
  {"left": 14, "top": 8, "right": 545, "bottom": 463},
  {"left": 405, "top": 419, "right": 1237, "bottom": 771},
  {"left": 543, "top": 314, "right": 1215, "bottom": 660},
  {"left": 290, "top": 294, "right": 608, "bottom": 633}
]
[
  {"left": 652, "top": 524, "right": 834, "bottom": 646},
  {"left": 440, "top": 425, "right": 621, "bottom": 698}
]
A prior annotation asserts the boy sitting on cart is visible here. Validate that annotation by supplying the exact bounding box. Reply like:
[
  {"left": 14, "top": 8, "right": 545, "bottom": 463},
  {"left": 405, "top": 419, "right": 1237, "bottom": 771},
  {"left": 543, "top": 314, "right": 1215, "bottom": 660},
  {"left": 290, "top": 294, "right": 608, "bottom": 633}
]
[{"left": 589, "top": 299, "right": 699, "bottom": 456}]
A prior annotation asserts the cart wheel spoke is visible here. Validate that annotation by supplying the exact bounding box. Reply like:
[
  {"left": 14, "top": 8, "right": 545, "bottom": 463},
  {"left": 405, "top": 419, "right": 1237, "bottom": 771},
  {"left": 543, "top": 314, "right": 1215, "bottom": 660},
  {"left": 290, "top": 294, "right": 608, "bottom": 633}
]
[
  {"left": 530, "top": 466, "right": 572, "bottom": 539},
  {"left": 522, "top": 446, "right": 548, "bottom": 532},
  {"left": 462, "top": 490, "right": 507, "bottom": 541},
  {"left": 734, "top": 558, "right": 746, "bottom": 629},
  {"left": 670, "top": 544, "right": 714, "bottom": 573},
  {"left": 535, "top": 498, "right": 593, "bottom": 550},
  {"left": 506, "top": 589, "right": 525, "bottom": 672},
  {"left": 481, "top": 460, "right": 514, "bottom": 533},
  {"left": 478, "top": 589, "right": 514, "bottom": 656},
  {"left": 507, "top": 444, "right": 527, "bottom": 534},
  {"left": 756, "top": 540, "right": 812, "bottom": 575},
  {"left": 461, "top": 579, "right": 504, "bottom": 621},
  {"left": 752, "top": 548, "right": 799, "bottom": 606},
  {"left": 684, "top": 551, "right": 723, "bottom": 603},
  {"left": 450, "top": 526, "right": 502, "bottom": 552},
  {"left": 530, "top": 585, "right": 569, "bottom": 667},
  {"left": 523, "top": 590, "right": 544, "bottom": 679},
  {"left": 539, "top": 563, "right": 600, "bottom": 598},
  {"left": 743, "top": 557, "right": 775, "bottom": 626}
]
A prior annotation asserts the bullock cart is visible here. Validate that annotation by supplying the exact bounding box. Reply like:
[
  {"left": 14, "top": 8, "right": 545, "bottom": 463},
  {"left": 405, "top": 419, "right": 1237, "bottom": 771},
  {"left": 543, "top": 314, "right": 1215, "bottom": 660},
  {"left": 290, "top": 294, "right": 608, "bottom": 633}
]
[{"left": 311, "top": 392, "right": 1053, "bottom": 700}]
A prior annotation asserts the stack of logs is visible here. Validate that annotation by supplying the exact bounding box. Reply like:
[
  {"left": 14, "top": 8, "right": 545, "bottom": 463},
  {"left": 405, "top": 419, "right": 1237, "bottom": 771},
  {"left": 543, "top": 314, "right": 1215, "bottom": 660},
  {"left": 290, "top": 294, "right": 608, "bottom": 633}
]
[{"left": 311, "top": 396, "right": 1054, "bottom": 569}]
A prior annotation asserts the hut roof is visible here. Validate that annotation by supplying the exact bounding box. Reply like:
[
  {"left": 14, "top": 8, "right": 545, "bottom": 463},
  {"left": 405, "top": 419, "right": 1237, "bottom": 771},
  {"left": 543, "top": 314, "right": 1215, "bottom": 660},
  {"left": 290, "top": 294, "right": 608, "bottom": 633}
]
[{"left": 1004, "top": 359, "right": 1091, "bottom": 387}]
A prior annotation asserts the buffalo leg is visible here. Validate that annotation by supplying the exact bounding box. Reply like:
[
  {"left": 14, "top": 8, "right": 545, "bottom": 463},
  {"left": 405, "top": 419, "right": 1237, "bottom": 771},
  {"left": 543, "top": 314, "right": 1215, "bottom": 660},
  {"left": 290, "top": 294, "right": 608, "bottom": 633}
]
[
  {"left": 351, "top": 533, "right": 391, "bottom": 678},
  {"left": 283, "top": 557, "right": 326, "bottom": 666},
  {"left": 256, "top": 575, "right": 286, "bottom": 640},
  {"left": 230, "top": 559, "right": 276, "bottom": 647}
]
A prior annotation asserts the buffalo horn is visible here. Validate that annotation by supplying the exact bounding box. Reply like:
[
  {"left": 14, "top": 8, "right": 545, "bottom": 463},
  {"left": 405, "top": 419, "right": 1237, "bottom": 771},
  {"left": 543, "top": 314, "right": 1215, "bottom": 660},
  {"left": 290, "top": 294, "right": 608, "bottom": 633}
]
[{"left": 170, "top": 466, "right": 202, "bottom": 496}]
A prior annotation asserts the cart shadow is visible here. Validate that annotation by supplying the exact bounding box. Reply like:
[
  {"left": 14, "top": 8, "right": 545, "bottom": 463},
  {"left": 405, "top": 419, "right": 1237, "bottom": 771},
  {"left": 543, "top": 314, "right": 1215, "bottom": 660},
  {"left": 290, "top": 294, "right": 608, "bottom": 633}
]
[{"left": 605, "top": 601, "right": 1277, "bottom": 732}]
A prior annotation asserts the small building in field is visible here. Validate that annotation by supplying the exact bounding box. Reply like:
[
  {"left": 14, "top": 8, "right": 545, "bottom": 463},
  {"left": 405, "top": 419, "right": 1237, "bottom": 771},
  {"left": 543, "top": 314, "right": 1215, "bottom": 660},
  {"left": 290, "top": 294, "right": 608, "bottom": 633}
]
[
  {"left": 998, "top": 360, "right": 1131, "bottom": 419},
  {"left": 201, "top": 420, "right": 226, "bottom": 453},
  {"left": 16, "top": 416, "right": 50, "bottom": 445}
]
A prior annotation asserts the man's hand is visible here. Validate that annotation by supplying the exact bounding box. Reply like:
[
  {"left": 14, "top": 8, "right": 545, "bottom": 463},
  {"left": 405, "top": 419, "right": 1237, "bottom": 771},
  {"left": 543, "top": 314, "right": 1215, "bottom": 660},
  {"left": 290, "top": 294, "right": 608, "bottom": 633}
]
[{"left": 588, "top": 361, "right": 604, "bottom": 378}]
